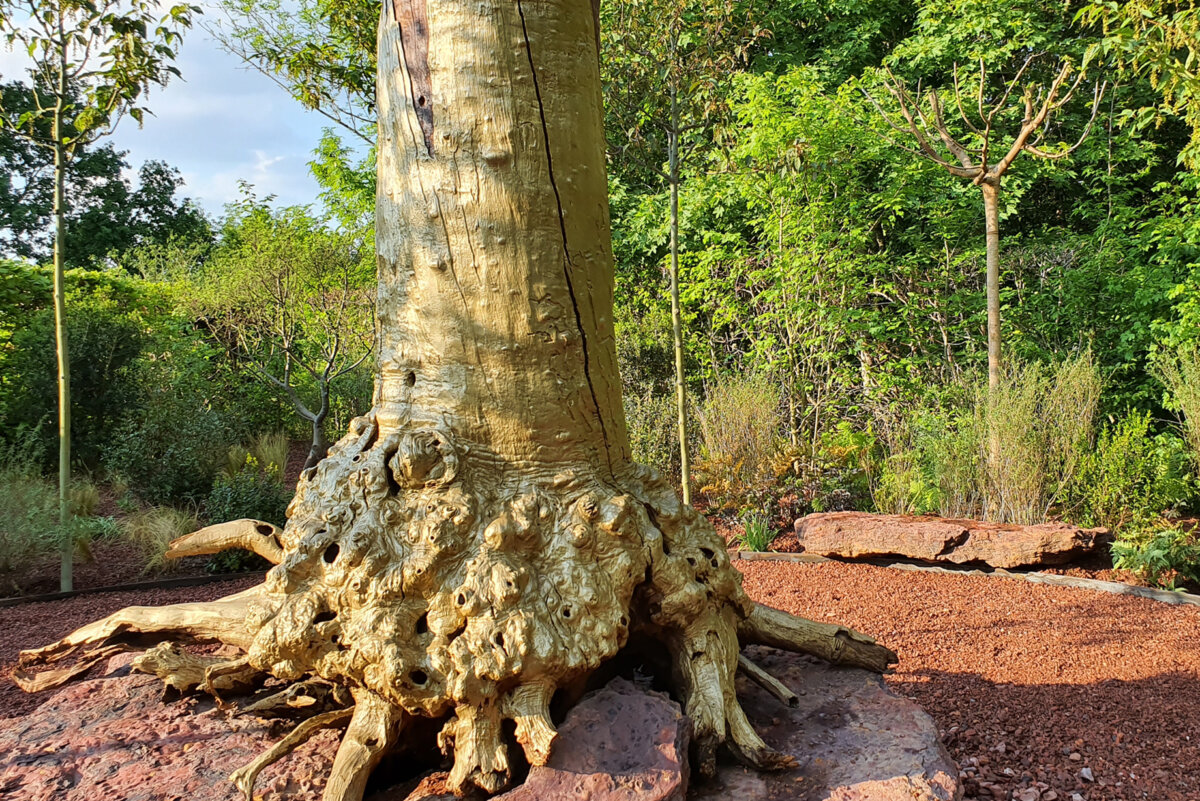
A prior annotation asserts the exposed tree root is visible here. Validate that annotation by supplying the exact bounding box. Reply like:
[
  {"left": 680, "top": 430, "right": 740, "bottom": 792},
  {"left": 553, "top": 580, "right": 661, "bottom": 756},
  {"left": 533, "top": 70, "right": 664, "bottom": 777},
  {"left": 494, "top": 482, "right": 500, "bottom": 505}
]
[
  {"left": 230, "top": 707, "right": 354, "bottom": 801},
  {"left": 738, "top": 653, "right": 799, "bottom": 708},
  {"left": 740, "top": 602, "right": 898, "bottom": 673},
  {"left": 322, "top": 691, "right": 403, "bottom": 801},
  {"left": 131, "top": 642, "right": 259, "bottom": 695},
  {"left": 240, "top": 679, "right": 353, "bottom": 718},
  {"left": 166, "top": 519, "right": 285, "bottom": 564}
]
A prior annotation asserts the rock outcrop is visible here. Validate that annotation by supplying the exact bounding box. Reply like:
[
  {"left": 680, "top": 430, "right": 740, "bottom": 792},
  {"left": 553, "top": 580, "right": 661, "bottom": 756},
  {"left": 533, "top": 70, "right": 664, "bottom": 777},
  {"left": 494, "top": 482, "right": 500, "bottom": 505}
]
[{"left": 792, "top": 512, "right": 1102, "bottom": 568}]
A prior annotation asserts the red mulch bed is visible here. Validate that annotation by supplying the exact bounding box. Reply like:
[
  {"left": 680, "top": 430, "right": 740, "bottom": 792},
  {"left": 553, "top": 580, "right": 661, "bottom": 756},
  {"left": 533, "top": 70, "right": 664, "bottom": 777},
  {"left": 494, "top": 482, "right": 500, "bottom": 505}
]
[{"left": 2, "top": 562, "right": 1198, "bottom": 801}]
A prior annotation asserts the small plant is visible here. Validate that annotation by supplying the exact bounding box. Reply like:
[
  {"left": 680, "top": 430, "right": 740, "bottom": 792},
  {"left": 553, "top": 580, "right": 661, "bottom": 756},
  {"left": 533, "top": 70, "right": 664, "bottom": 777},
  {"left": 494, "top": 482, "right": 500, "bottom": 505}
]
[
  {"left": 738, "top": 510, "right": 776, "bottom": 552},
  {"left": 0, "top": 427, "right": 59, "bottom": 577},
  {"left": 206, "top": 455, "right": 291, "bottom": 528},
  {"left": 123, "top": 506, "right": 200, "bottom": 574},
  {"left": 1112, "top": 524, "right": 1200, "bottom": 590},
  {"left": 251, "top": 431, "right": 290, "bottom": 474},
  {"left": 68, "top": 480, "right": 101, "bottom": 517},
  {"left": 223, "top": 444, "right": 253, "bottom": 479},
  {"left": 697, "top": 374, "right": 783, "bottom": 511}
]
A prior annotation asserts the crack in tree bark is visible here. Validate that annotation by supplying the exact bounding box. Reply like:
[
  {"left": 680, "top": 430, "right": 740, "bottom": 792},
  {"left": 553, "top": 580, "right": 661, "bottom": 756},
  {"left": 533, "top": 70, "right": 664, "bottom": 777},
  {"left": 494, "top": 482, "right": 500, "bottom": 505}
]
[{"left": 515, "top": 0, "right": 612, "bottom": 463}]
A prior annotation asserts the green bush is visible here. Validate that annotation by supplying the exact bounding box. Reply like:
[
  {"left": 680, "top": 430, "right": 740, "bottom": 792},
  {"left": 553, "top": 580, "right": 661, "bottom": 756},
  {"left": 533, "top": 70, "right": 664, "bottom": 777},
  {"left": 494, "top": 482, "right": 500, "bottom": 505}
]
[
  {"left": 203, "top": 456, "right": 291, "bottom": 573},
  {"left": 1112, "top": 524, "right": 1200, "bottom": 590},
  {"left": 206, "top": 457, "right": 291, "bottom": 528},
  {"left": 109, "top": 391, "right": 234, "bottom": 504},
  {"left": 1155, "top": 345, "right": 1200, "bottom": 470},
  {"left": 2, "top": 303, "right": 145, "bottom": 471},
  {"left": 1068, "top": 411, "right": 1196, "bottom": 530}
]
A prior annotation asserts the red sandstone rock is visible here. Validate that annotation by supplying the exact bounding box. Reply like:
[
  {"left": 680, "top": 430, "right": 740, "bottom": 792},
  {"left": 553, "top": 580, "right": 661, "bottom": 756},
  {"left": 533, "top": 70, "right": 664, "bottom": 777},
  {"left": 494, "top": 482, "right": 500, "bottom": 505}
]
[
  {"left": 693, "top": 648, "right": 962, "bottom": 801},
  {"left": 793, "top": 512, "right": 1102, "bottom": 568}
]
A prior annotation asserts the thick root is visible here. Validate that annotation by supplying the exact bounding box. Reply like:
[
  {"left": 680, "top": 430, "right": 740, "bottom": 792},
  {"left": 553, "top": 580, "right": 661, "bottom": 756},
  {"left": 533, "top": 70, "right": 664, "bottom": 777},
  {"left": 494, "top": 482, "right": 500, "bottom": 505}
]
[
  {"left": 132, "top": 642, "right": 259, "bottom": 695},
  {"left": 501, "top": 681, "right": 557, "bottom": 766},
  {"left": 230, "top": 707, "right": 354, "bottom": 801},
  {"left": 322, "top": 690, "right": 403, "bottom": 801},
  {"left": 166, "top": 519, "right": 284, "bottom": 564},
  {"left": 739, "top": 602, "right": 899, "bottom": 673},
  {"left": 17, "top": 586, "right": 269, "bottom": 683},
  {"left": 440, "top": 702, "right": 510, "bottom": 795},
  {"left": 737, "top": 653, "right": 799, "bottom": 708},
  {"left": 11, "top": 644, "right": 131, "bottom": 692}
]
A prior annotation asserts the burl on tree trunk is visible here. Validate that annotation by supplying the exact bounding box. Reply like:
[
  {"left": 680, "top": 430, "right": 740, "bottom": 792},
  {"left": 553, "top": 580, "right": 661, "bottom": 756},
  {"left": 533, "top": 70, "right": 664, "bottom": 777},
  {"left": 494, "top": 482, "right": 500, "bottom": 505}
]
[{"left": 15, "top": 1, "right": 896, "bottom": 798}]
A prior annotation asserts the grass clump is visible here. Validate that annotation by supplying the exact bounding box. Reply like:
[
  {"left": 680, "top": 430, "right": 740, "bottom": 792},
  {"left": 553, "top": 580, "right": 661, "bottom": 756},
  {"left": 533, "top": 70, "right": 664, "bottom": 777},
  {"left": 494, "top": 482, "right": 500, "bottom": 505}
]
[
  {"left": 123, "top": 506, "right": 199, "bottom": 574},
  {"left": 738, "top": 510, "right": 776, "bottom": 552}
]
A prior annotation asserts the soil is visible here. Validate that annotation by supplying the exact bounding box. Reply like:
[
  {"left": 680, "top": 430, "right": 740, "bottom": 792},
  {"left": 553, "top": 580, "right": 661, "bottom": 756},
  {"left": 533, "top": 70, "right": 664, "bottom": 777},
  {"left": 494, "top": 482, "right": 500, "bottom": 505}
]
[{"left": 2, "top": 562, "right": 1197, "bottom": 801}]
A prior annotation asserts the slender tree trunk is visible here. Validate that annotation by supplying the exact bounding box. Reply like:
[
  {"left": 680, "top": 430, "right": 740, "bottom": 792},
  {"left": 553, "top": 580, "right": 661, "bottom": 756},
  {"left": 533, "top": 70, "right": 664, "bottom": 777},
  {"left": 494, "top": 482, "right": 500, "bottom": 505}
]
[
  {"left": 981, "top": 179, "right": 1002, "bottom": 392},
  {"left": 668, "top": 89, "right": 691, "bottom": 504},
  {"left": 18, "top": 5, "right": 897, "bottom": 799},
  {"left": 304, "top": 415, "right": 329, "bottom": 471},
  {"left": 52, "top": 99, "right": 72, "bottom": 593}
]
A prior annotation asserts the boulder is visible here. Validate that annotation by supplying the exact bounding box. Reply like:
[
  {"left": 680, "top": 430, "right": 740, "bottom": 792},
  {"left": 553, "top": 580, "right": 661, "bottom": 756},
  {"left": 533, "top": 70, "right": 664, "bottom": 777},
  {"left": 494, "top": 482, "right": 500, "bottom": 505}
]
[
  {"left": 694, "top": 648, "right": 962, "bottom": 801},
  {"left": 792, "top": 512, "right": 1103, "bottom": 568}
]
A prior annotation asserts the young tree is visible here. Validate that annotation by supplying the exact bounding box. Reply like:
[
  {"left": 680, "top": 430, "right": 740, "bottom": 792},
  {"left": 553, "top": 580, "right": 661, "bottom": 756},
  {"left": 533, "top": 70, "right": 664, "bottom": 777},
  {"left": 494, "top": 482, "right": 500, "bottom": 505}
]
[
  {"left": 199, "top": 202, "right": 375, "bottom": 470},
  {"left": 0, "top": 0, "right": 197, "bottom": 590},
  {"left": 861, "top": 59, "right": 1105, "bottom": 392},
  {"left": 602, "top": 0, "right": 766, "bottom": 503},
  {"left": 18, "top": 2, "right": 895, "bottom": 798}
]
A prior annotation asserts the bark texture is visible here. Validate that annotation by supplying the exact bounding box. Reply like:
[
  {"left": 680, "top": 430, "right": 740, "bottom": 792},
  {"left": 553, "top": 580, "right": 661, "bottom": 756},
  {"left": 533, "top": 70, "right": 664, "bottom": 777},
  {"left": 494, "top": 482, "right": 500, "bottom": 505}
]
[{"left": 17, "top": 2, "right": 896, "bottom": 799}]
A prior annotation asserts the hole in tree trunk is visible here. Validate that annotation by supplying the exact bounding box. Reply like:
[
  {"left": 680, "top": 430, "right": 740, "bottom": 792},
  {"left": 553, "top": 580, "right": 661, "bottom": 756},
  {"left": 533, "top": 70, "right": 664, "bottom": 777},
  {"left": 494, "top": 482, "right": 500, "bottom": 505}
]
[
  {"left": 323, "top": 543, "right": 340, "bottom": 564},
  {"left": 256, "top": 523, "right": 274, "bottom": 536},
  {"left": 315, "top": 611, "right": 337, "bottom": 624},
  {"left": 409, "top": 669, "right": 428, "bottom": 686},
  {"left": 415, "top": 613, "right": 429, "bottom": 634},
  {"left": 405, "top": 371, "right": 416, "bottom": 387}
]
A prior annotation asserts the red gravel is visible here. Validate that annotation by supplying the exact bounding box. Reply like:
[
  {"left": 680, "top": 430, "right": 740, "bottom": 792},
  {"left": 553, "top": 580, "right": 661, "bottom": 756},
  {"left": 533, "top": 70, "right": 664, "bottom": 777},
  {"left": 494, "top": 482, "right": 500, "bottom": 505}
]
[
  {"left": 2, "top": 562, "right": 1198, "bottom": 801},
  {"left": 739, "top": 560, "right": 1200, "bottom": 801}
]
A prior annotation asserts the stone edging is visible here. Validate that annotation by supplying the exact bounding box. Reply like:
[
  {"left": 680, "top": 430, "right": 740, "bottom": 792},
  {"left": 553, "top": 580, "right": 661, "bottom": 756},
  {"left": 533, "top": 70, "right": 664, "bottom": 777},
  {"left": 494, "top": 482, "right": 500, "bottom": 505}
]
[{"left": 731, "top": 550, "right": 1200, "bottom": 608}]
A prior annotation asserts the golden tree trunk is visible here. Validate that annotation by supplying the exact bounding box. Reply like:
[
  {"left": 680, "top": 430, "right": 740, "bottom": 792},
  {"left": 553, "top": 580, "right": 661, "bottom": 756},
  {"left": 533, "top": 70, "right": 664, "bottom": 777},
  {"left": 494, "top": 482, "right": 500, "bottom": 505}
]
[{"left": 17, "top": 2, "right": 896, "bottom": 799}]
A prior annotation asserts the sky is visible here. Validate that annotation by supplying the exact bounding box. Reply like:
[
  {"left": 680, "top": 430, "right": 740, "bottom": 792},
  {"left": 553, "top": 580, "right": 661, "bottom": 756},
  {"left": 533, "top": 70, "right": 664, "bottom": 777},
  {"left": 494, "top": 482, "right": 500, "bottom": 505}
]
[{"left": 0, "top": 9, "right": 344, "bottom": 218}]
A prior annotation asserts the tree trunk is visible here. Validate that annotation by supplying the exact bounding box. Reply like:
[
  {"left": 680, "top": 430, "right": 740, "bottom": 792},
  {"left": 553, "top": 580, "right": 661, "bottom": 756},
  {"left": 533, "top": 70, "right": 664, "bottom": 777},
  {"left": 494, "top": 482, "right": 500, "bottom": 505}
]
[
  {"left": 52, "top": 107, "right": 72, "bottom": 593},
  {"left": 667, "top": 89, "right": 691, "bottom": 504},
  {"left": 981, "top": 179, "right": 1001, "bottom": 392},
  {"left": 18, "top": 3, "right": 896, "bottom": 798},
  {"left": 304, "top": 414, "right": 329, "bottom": 471}
]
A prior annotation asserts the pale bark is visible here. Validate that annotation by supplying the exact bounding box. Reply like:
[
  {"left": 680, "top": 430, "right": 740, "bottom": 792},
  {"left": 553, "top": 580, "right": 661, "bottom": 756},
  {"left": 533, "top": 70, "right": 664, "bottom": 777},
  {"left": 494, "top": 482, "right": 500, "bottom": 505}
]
[
  {"left": 53, "top": 21, "right": 72, "bottom": 592},
  {"left": 982, "top": 180, "right": 1001, "bottom": 392},
  {"left": 17, "top": 2, "right": 896, "bottom": 798}
]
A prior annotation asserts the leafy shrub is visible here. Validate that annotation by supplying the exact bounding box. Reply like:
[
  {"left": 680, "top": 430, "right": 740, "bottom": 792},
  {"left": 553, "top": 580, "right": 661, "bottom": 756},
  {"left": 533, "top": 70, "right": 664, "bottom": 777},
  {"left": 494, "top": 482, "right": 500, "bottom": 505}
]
[
  {"left": 2, "top": 303, "right": 146, "bottom": 471},
  {"left": 624, "top": 389, "right": 682, "bottom": 477},
  {"left": 206, "top": 457, "right": 291, "bottom": 528},
  {"left": 1068, "top": 411, "right": 1196, "bottom": 530},
  {"left": 1112, "top": 524, "right": 1200, "bottom": 590},
  {"left": 697, "top": 374, "right": 783, "bottom": 510},
  {"left": 203, "top": 455, "right": 291, "bottom": 573},
  {"left": 122, "top": 506, "right": 199, "bottom": 574},
  {"left": 738, "top": 510, "right": 775, "bottom": 552},
  {"left": 1155, "top": 345, "right": 1200, "bottom": 468},
  {"left": 109, "top": 391, "right": 234, "bottom": 504}
]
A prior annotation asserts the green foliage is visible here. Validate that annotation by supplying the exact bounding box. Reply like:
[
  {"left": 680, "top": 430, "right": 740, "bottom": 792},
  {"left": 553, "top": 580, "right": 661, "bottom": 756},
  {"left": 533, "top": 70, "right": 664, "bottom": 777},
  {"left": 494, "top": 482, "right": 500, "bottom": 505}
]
[
  {"left": 1153, "top": 344, "right": 1200, "bottom": 464},
  {"left": 1112, "top": 524, "right": 1200, "bottom": 590},
  {"left": 206, "top": 456, "right": 290, "bottom": 529},
  {"left": 108, "top": 391, "right": 235, "bottom": 505},
  {"left": 1068, "top": 411, "right": 1196, "bottom": 530},
  {"left": 738, "top": 509, "right": 775, "bottom": 552},
  {"left": 204, "top": 454, "right": 291, "bottom": 573}
]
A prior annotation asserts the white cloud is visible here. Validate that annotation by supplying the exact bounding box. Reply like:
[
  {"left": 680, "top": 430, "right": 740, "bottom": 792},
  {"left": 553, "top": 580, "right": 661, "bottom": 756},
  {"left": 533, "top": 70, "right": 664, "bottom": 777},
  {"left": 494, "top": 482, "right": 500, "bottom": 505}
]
[{"left": 1, "top": 13, "right": 344, "bottom": 216}]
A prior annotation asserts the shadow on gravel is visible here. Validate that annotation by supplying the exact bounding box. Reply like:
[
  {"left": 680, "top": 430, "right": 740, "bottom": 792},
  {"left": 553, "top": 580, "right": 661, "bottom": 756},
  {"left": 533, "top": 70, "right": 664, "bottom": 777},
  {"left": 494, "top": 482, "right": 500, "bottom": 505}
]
[{"left": 888, "top": 668, "right": 1200, "bottom": 801}]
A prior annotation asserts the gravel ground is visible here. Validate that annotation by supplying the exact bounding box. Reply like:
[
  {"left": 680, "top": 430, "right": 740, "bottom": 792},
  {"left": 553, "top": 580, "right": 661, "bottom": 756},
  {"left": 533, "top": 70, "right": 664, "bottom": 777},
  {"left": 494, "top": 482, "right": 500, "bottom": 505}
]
[{"left": 2, "top": 562, "right": 1198, "bottom": 801}]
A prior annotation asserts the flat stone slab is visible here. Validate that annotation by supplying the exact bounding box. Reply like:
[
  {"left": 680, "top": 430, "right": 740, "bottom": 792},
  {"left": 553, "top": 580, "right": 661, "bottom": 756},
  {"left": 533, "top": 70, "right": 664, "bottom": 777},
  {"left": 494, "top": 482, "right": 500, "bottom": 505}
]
[
  {"left": 693, "top": 647, "right": 961, "bottom": 801},
  {"left": 0, "top": 655, "right": 342, "bottom": 801},
  {"left": 1, "top": 651, "right": 957, "bottom": 801},
  {"left": 794, "top": 512, "right": 1102, "bottom": 569}
]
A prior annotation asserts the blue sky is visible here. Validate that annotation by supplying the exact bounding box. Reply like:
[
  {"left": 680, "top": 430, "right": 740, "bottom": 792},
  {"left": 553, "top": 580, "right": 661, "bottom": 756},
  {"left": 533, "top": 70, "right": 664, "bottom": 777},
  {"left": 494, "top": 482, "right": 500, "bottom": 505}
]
[{"left": 1, "top": 11, "right": 344, "bottom": 218}]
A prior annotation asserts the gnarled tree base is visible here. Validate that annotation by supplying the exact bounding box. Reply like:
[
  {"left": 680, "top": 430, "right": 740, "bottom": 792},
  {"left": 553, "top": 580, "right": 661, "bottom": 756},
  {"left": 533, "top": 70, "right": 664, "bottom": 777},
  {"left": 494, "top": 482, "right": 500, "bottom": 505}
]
[{"left": 18, "top": 413, "right": 896, "bottom": 801}]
